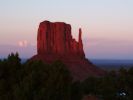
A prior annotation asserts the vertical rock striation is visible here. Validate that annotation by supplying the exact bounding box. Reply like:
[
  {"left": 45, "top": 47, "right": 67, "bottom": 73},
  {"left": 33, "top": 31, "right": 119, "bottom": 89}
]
[
  {"left": 37, "top": 21, "right": 85, "bottom": 58},
  {"left": 31, "top": 20, "right": 106, "bottom": 81}
]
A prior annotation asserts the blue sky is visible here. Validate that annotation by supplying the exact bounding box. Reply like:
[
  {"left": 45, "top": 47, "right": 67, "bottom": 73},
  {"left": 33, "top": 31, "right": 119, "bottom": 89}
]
[{"left": 0, "top": 0, "right": 133, "bottom": 59}]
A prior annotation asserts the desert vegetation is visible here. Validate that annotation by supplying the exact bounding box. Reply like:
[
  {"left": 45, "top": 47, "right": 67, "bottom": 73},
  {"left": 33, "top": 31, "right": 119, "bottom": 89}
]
[{"left": 0, "top": 53, "right": 133, "bottom": 100}]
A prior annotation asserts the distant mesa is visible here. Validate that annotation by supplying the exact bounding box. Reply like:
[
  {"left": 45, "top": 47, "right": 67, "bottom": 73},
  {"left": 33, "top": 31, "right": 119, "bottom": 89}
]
[{"left": 31, "top": 20, "right": 105, "bottom": 81}]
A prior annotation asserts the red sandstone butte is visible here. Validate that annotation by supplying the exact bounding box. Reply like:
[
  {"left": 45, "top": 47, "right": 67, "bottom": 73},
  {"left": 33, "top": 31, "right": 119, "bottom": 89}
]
[
  {"left": 31, "top": 20, "right": 105, "bottom": 81},
  {"left": 37, "top": 21, "right": 84, "bottom": 58}
]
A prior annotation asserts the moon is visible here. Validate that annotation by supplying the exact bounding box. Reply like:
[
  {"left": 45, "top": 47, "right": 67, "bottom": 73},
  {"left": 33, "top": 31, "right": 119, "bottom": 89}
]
[{"left": 18, "top": 40, "right": 28, "bottom": 47}]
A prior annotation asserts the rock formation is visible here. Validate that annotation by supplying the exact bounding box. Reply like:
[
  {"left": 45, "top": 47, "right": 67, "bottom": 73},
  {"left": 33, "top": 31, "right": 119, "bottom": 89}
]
[
  {"left": 37, "top": 21, "right": 84, "bottom": 58},
  {"left": 31, "top": 20, "right": 105, "bottom": 81}
]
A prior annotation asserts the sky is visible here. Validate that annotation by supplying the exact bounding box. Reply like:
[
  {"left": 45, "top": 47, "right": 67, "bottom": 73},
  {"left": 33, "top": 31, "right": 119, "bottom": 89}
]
[{"left": 0, "top": 0, "right": 133, "bottom": 59}]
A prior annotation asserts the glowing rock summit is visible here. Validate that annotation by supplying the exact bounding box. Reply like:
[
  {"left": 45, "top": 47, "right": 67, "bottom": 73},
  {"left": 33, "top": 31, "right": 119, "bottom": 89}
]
[{"left": 31, "top": 20, "right": 105, "bottom": 80}]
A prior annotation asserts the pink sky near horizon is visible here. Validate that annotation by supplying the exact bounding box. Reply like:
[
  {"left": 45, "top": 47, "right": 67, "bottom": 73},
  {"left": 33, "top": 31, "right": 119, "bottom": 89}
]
[{"left": 0, "top": 0, "right": 133, "bottom": 59}]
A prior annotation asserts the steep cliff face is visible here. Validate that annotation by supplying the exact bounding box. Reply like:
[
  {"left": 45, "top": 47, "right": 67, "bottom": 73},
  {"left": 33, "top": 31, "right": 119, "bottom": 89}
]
[
  {"left": 37, "top": 21, "right": 85, "bottom": 58},
  {"left": 31, "top": 20, "right": 105, "bottom": 81}
]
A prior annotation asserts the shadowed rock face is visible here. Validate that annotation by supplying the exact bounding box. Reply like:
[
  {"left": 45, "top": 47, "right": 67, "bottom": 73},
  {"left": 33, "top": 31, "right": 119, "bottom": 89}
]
[
  {"left": 31, "top": 20, "right": 105, "bottom": 81},
  {"left": 37, "top": 21, "right": 85, "bottom": 58}
]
